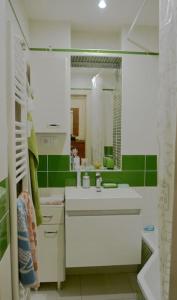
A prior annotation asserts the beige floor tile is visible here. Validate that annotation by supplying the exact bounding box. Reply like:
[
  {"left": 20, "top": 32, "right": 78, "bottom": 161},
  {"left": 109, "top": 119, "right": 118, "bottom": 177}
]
[
  {"left": 80, "top": 274, "right": 108, "bottom": 296},
  {"left": 31, "top": 275, "right": 81, "bottom": 300},
  {"left": 104, "top": 273, "right": 133, "bottom": 294},
  {"left": 127, "top": 273, "right": 140, "bottom": 293},
  {"left": 82, "top": 294, "right": 137, "bottom": 300}
]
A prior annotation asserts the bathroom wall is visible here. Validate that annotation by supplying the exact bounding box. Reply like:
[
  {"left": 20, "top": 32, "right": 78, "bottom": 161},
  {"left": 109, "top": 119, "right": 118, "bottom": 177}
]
[
  {"left": 6, "top": 0, "right": 30, "bottom": 45},
  {"left": 29, "top": 20, "right": 71, "bottom": 48},
  {"left": 120, "top": 26, "right": 159, "bottom": 229},
  {"left": 71, "top": 30, "right": 121, "bottom": 50}
]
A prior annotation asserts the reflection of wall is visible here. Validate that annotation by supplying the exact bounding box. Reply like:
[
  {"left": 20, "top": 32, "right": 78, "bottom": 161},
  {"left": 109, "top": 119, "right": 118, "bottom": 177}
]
[
  {"left": 71, "top": 30, "right": 121, "bottom": 50},
  {"left": 103, "top": 92, "right": 113, "bottom": 146},
  {"left": 71, "top": 70, "right": 115, "bottom": 152},
  {"left": 71, "top": 95, "right": 86, "bottom": 140}
]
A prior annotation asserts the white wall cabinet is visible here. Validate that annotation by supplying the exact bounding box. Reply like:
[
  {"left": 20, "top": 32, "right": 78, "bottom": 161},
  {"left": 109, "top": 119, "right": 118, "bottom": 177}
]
[
  {"left": 37, "top": 205, "right": 65, "bottom": 287},
  {"left": 30, "top": 52, "right": 70, "bottom": 133}
]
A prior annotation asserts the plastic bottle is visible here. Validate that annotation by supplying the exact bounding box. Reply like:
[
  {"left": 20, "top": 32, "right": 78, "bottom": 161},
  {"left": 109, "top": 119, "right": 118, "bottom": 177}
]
[{"left": 82, "top": 172, "right": 90, "bottom": 188}]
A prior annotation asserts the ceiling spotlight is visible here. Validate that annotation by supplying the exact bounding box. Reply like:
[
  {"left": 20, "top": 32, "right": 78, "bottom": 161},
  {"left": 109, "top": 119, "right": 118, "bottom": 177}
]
[{"left": 98, "top": 0, "right": 107, "bottom": 9}]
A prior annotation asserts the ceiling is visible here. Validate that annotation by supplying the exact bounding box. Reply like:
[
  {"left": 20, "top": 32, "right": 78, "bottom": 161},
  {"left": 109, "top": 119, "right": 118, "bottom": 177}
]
[{"left": 23, "top": 0, "right": 159, "bottom": 32}]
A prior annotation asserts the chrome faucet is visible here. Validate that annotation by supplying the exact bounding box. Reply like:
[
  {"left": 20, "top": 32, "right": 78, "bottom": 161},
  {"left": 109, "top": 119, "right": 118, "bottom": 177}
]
[{"left": 96, "top": 172, "right": 102, "bottom": 192}]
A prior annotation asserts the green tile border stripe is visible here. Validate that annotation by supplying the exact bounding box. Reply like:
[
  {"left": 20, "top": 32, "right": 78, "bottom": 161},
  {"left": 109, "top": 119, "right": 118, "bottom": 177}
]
[
  {"left": 0, "top": 178, "right": 9, "bottom": 222},
  {"left": 37, "top": 154, "right": 158, "bottom": 187},
  {"left": 30, "top": 48, "right": 159, "bottom": 56},
  {"left": 0, "top": 211, "right": 10, "bottom": 262}
]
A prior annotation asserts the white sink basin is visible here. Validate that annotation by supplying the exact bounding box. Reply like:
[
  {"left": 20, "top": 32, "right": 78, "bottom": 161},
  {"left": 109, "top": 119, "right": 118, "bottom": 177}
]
[{"left": 65, "top": 187, "right": 142, "bottom": 211}]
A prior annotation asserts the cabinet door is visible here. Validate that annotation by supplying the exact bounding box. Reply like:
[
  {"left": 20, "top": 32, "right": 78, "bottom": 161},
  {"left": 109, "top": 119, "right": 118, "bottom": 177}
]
[
  {"left": 37, "top": 225, "right": 59, "bottom": 282},
  {"left": 66, "top": 214, "right": 142, "bottom": 268},
  {"left": 30, "top": 52, "right": 69, "bottom": 133}
]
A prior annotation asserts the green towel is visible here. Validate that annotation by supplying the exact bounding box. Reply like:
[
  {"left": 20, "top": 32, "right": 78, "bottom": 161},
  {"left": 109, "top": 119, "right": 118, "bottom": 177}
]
[{"left": 28, "top": 113, "right": 42, "bottom": 226}]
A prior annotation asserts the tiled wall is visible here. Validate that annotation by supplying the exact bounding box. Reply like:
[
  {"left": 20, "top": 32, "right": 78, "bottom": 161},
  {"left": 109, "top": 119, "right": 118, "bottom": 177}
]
[
  {"left": 0, "top": 178, "right": 10, "bottom": 261},
  {"left": 37, "top": 154, "right": 157, "bottom": 188}
]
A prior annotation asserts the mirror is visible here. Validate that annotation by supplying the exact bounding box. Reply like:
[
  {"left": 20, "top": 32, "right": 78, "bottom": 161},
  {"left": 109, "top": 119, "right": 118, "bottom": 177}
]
[{"left": 70, "top": 55, "right": 122, "bottom": 171}]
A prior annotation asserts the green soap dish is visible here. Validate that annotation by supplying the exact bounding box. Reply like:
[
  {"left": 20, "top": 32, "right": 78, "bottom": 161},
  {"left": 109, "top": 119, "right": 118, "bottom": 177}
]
[{"left": 102, "top": 183, "right": 118, "bottom": 188}]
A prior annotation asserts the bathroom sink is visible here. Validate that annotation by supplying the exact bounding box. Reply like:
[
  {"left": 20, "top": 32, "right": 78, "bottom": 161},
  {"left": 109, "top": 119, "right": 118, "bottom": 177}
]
[{"left": 65, "top": 186, "right": 142, "bottom": 211}]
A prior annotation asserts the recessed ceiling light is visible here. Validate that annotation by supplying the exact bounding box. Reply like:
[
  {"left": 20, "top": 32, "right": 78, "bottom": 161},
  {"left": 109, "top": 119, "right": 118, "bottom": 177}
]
[{"left": 98, "top": 0, "right": 107, "bottom": 9}]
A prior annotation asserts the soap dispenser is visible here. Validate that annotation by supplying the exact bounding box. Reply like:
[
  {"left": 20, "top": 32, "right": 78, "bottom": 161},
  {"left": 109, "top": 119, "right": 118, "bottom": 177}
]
[{"left": 82, "top": 172, "right": 90, "bottom": 188}]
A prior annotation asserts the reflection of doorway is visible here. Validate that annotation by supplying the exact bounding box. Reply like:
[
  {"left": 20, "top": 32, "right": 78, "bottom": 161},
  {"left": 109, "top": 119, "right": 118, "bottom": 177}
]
[{"left": 71, "top": 95, "right": 86, "bottom": 158}]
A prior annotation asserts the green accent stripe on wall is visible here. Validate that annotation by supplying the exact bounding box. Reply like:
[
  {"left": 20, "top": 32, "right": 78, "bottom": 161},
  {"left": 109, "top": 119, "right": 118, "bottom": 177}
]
[
  {"left": 48, "top": 172, "right": 77, "bottom": 187},
  {"left": 122, "top": 155, "right": 145, "bottom": 170},
  {"left": 37, "top": 154, "right": 158, "bottom": 187},
  {"left": 48, "top": 155, "right": 70, "bottom": 171},
  {"left": 30, "top": 48, "right": 159, "bottom": 56},
  {"left": 0, "top": 212, "right": 10, "bottom": 261},
  {"left": 0, "top": 179, "right": 9, "bottom": 222}
]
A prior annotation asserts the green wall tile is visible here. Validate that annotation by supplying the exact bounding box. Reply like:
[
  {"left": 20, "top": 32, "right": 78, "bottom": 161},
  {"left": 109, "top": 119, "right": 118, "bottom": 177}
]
[
  {"left": 145, "top": 171, "right": 157, "bottom": 186},
  {"left": 48, "top": 155, "right": 70, "bottom": 171},
  {"left": 48, "top": 172, "right": 77, "bottom": 187},
  {"left": 104, "top": 146, "right": 113, "bottom": 156},
  {"left": 122, "top": 155, "right": 145, "bottom": 170},
  {"left": 111, "top": 171, "right": 144, "bottom": 186},
  {"left": 0, "top": 179, "right": 9, "bottom": 222},
  {"left": 81, "top": 171, "right": 144, "bottom": 187},
  {"left": 0, "top": 213, "right": 10, "bottom": 261},
  {"left": 38, "top": 155, "right": 47, "bottom": 171},
  {"left": 146, "top": 155, "right": 157, "bottom": 170},
  {"left": 37, "top": 172, "right": 47, "bottom": 187}
]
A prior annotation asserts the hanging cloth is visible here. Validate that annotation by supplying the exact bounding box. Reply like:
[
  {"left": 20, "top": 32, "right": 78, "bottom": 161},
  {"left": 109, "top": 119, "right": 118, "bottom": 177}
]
[
  {"left": 17, "top": 192, "right": 39, "bottom": 288},
  {"left": 28, "top": 112, "right": 42, "bottom": 226}
]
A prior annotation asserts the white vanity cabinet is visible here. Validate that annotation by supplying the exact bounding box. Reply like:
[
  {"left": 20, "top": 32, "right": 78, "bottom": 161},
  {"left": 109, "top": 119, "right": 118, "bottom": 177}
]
[
  {"left": 30, "top": 52, "right": 70, "bottom": 133},
  {"left": 37, "top": 204, "right": 65, "bottom": 287},
  {"left": 65, "top": 187, "right": 143, "bottom": 268}
]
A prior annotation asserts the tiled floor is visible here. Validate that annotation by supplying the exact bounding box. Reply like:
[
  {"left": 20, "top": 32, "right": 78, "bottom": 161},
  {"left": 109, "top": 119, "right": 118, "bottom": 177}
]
[{"left": 31, "top": 273, "right": 139, "bottom": 300}]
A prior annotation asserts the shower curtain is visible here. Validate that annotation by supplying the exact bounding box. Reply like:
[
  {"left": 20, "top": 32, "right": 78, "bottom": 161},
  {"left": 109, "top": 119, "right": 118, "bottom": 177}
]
[{"left": 158, "top": 0, "right": 177, "bottom": 299}]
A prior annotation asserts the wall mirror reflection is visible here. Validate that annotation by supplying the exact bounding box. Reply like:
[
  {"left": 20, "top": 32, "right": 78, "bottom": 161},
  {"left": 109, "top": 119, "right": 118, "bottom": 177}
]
[{"left": 70, "top": 55, "right": 122, "bottom": 171}]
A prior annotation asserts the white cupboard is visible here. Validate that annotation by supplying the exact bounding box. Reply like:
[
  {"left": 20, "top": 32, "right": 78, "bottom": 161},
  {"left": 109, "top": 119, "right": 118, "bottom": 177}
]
[
  {"left": 37, "top": 204, "right": 65, "bottom": 287},
  {"left": 30, "top": 52, "right": 70, "bottom": 133}
]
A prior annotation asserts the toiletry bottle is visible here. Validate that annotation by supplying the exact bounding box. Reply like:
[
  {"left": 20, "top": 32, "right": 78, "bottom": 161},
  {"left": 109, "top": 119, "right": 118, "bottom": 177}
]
[
  {"left": 82, "top": 172, "right": 90, "bottom": 188},
  {"left": 77, "top": 169, "right": 81, "bottom": 188}
]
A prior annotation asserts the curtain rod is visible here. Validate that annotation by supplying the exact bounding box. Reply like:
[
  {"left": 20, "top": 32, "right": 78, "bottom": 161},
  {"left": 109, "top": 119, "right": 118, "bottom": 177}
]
[{"left": 30, "top": 47, "right": 159, "bottom": 56}]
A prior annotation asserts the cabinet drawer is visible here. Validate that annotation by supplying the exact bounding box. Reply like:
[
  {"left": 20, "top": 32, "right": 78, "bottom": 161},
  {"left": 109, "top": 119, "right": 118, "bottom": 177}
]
[
  {"left": 41, "top": 205, "right": 64, "bottom": 225},
  {"left": 37, "top": 225, "right": 59, "bottom": 282}
]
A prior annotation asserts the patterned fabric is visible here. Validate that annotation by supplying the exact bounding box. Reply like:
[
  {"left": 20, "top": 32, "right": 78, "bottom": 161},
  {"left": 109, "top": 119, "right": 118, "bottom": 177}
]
[
  {"left": 17, "top": 193, "right": 39, "bottom": 288},
  {"left": 21, "top": 191, "right": 39, "bottom": 287}
]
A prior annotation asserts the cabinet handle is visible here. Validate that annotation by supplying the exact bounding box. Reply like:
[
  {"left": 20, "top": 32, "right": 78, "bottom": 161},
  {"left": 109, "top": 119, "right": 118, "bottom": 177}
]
[
  {"left": 44, "top": 231, "right": 58, "bottom": 237},
  {"left": 43, "top": 216, "right": 53, "bottom": 222},
  {"left": 48, "top": 123, "right": 60, "bottom": 127}
]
